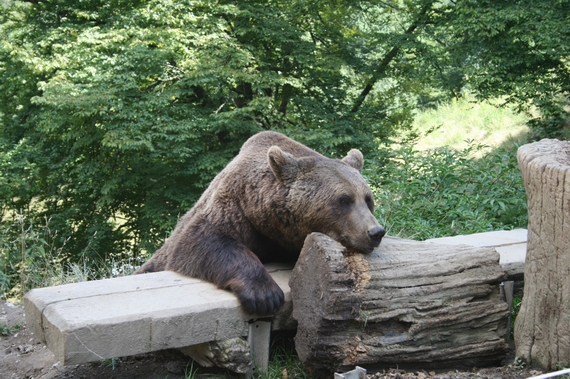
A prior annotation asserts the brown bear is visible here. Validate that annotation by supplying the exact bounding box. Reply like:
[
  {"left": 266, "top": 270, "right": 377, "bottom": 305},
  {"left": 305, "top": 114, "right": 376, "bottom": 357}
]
[{"left": 136, "top": 131, "right": 385, "bottom": 316}]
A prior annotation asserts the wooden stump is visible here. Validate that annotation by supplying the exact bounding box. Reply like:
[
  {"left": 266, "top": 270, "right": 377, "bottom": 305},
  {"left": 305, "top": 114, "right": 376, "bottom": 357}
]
[
  {"left": 515, "top": 139, "right": 570, "bottom": 370},
  {"left": 290, "top": 233, "right": 509, "bottom": 376}
]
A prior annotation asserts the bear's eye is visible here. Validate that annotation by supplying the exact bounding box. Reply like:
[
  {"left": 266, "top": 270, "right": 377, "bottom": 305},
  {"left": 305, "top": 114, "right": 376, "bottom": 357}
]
[
  {"left": 338, "top": 195, "right": 353, "bottom": 207},
  {"left": 365, "top": 195, "right": 374, "bottom": 211}
]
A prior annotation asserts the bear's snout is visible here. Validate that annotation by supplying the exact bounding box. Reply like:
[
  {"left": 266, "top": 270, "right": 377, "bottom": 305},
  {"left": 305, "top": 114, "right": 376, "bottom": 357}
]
[{"left": 368, "top": 225, "right": 385, "bottom": 247}]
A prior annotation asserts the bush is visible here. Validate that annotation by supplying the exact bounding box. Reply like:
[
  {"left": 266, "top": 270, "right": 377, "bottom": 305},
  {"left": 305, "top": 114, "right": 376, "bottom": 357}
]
[
  {"left": 0, "top": 212, "right": 139, "bottom": 301},
  {"left": 369, "top": 141, "right": 528, "bottom": 240}
]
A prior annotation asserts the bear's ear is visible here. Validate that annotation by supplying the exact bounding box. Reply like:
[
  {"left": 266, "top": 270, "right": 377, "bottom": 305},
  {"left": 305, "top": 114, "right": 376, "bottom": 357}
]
[
  {"left": 342, "top": 149, "right": 364, "bottom": 172},
  {"left": 268, "top": 146, "right": 299, "bottom": 182}
]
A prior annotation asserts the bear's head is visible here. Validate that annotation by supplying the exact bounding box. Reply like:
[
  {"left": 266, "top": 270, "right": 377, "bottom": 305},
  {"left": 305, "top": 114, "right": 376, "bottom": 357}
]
[{"left": 268, "top": 145, "right": 385, "bottom": 253}]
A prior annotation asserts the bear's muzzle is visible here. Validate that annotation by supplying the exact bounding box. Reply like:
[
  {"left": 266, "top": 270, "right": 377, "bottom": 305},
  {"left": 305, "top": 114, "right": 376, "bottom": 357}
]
[{"left": 368, "top": 225, "right": 386, "bottom": 247}]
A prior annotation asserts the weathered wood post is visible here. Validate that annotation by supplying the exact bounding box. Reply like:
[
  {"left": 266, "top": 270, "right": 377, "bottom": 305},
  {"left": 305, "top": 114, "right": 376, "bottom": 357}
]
[
  {"left": 515, "top": 139, "right": 570, "bottom": 370},
  {"left": 290, "top": 233, "right": 509, "bottom": 376}
]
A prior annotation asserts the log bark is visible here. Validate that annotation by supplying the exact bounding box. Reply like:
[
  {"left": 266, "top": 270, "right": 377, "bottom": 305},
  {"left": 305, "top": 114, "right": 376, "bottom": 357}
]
[
  {"left": 515, "top": 139, "right": 570, "bottom": 370},
  {"left": 290, "top": 233, "right": 509, "bottom": 376}
]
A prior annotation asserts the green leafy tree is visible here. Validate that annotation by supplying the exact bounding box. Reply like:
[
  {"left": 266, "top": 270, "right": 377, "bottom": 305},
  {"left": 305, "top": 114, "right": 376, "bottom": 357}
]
[
  {"left": 1, "top": 0, "right": 445, "bottom": 267},
  {"left": 448, "top": 0, "right": 570, "bottom": 138},
  {"left": 3, "top": 0, "right": 556, "bottom": 283}
]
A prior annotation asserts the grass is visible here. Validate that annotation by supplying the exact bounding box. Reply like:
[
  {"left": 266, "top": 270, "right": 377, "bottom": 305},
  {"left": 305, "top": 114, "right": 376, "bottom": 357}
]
[
  {"left": 0, "top": 321, "right": 22, "bottom": 336},
  {"left": 259, "top": 333, "right": 314, "bottom": 379},
  {"left": 157, "top": 339, "right": 313, "bottom": 379},
  {"left": 412, "top": 95, "right": 530, "bottom": 151},
  {"left": 0, "top": 212, "right": 140, "bottom": 303},
  {"left": 184, "top": 361, "right": 200, "bottom": 379},
  {"left": 259, "top": 349, "right": 312, "bottom": 379}
]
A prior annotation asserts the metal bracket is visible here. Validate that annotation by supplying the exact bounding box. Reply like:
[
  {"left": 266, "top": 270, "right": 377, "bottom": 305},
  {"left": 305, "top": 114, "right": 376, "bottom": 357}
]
[
  {"left": 500, "top": 280, "right": 514, "bottom": 338},
  {"left": 334, "top": 366, "right": 367, "bottom": 379},
  {"left": 247, "top": 320, "right": 271, "bottom": 377}
]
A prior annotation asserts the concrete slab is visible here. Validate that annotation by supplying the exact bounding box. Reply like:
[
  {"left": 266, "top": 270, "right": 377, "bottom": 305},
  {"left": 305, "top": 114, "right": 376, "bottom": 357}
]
[
  {"left": 426, "top": 229, "right": 527, "bottom": 289},
  {"left": 426, "top": 229, "right": 527, "bottom": 264},
  {"left": 496, "top": 244, "right": 527, "bottom": 265},
  {"left": 24, "top": 264, "right": 293, "bottom": 365},
  {"left": 426, "top": 229, "right": 527, "bottom": 247}
]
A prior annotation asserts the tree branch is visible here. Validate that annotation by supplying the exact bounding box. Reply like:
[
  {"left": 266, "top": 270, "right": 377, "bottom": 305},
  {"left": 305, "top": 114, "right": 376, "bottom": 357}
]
[
  {"left": 279, "top": 83, "right": 293, "bottom": 115},
  {"left": 351, "top": 2, "right": 435, "bottom": 113}
]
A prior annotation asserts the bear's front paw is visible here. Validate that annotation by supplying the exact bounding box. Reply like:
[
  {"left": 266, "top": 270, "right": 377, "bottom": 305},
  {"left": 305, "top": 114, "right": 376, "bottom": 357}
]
[{"left": 233, "top": 277, "right": 284, "bottom": 317}]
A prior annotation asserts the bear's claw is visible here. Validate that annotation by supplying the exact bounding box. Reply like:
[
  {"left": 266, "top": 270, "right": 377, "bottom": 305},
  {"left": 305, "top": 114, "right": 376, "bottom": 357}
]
[{"left": 236, "top": 280, "right": 284, "bottom": 317}]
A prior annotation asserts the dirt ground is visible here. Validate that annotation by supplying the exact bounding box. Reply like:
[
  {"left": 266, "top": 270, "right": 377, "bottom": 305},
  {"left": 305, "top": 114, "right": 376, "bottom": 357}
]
[{"left": 1, "top": 301, "right": 544, "bottom": 379}]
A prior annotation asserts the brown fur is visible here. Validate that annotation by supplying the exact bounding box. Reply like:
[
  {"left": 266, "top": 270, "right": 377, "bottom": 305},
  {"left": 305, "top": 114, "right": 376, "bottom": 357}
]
[{"left": 136, "top": 131, "right": 384, "bottom": 316}]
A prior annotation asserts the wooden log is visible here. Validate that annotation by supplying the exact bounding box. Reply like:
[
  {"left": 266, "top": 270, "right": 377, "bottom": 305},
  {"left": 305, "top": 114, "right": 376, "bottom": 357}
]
[
  {"left": 290, "top": 233, "right": 509, "bottom": 376},
  {"left": 515, "top": 139, "right": 570, "bottom": 370}
]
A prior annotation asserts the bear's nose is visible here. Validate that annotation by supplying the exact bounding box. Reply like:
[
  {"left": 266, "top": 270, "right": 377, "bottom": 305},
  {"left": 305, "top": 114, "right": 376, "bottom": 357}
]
[{"left": 368, "top": 226, "right": 386, "bottom": 245}]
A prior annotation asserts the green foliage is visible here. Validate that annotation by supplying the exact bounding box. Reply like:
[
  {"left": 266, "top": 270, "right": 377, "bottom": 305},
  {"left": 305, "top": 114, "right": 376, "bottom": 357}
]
[
  {"left": 412, "top": 94, "right": 529, "bottom": 151},
  {"left": 101, "top": 357, "right": 121, "bottom": 370},
  {"left": 183, "top": 361, "right": 199, "bottom": 379},
  {"left": 260, "top": 335, "right": 314, "bottom": 379},
  {"left": 448, "top": 0, "right": 570, "bottom": 138},
  {"left": 0, "top": 212, "right": 70, "bottom": 299},
  {"left": 0, "top": 213, "right": 133, "bottom": 301},
  {"left": 0, "top": 0, "right": 555, "bottom": 295},
  {"left": 0, "top": 321, "right": 22, "bottom": 337},
  {"left": 370, "top": 142, "right": 527, "bottom": 240},
  {"left": 510, "top": 296, "right": 523, "bottom": 341},
  {"left": 512, "top": 356, "right": 526, "bottom": 369},
  {"left": 2, "top": 0, "right": 438, "bottom": 266}
]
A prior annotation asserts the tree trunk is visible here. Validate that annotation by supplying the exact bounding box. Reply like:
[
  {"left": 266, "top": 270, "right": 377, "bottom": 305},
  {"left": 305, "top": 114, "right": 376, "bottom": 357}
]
[
  {"left": 290, "top": 233, "right": 509, "bottom": 376},
  {"left": 515, "top": 139, "right": 570, "bottom": 370},
  {"left": 350, "top": 1, "right": 434, "bottom": 113}
]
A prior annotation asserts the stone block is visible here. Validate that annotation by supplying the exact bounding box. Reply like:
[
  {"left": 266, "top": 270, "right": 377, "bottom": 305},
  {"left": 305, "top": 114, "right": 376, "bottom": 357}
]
[
  {"left": 427, "top": 229, "right": 527, "bottom": 291},
  {"left": 24, "top": 265, "right": 293, "bottom": 365}
]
